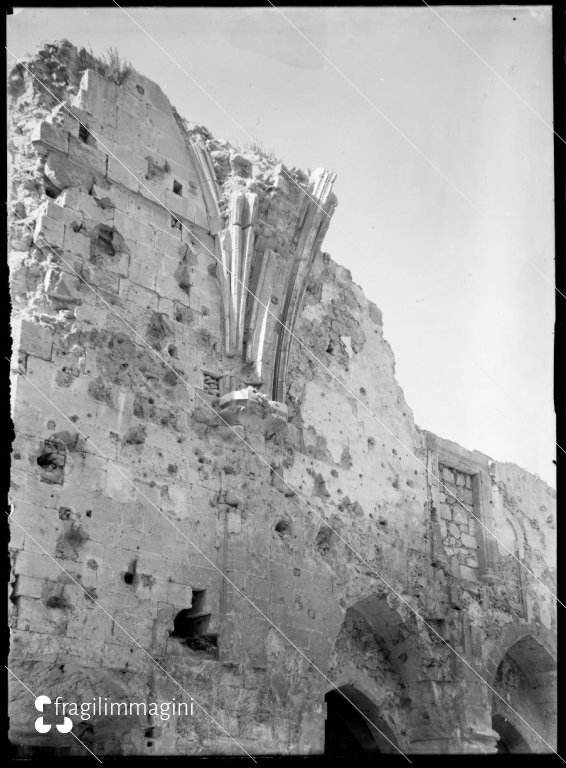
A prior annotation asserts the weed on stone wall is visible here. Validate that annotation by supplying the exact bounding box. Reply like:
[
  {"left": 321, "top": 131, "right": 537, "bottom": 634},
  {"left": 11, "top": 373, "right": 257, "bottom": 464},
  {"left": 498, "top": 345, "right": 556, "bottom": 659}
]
[{"left": 88, "top": 46, "right": 133, "bottom": 86}]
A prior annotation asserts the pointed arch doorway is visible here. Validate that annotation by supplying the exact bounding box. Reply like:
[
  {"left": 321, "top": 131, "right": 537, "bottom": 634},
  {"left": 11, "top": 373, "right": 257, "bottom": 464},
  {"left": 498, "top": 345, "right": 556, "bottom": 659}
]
[
  {"left": 490, "top": 632, "right": 557, "bottom": 752},
  {"left": 492, "top": 714, "right": 532, "bottom": 753},
  {"left": 324, "top": 685, "right": 401, "bottom": 755}
]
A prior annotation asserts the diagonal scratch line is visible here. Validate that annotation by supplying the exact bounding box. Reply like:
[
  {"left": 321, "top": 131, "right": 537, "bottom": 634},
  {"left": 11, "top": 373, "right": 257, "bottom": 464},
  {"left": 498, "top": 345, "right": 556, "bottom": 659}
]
[
  {"left": 263, "top": 1, "right": 481, "bottom": 213},
  {"left": 6, "top": 666, "right": 103, "bottom": 762},
  {"left": 525, "top": 258, "right": 566, "bottom": 301},
  {"left": 109, "top": 1, "right": 344, "bottom": 232},
  {"left": 452, "top": 351, "right": 561, "bottom": 459},
  {"left": 7, "top": 49, "right": 557, "bottom": 597},
  {"left": 9, "top": 227, "right": 562, "bottom": 756},
  {"left": 96, "top": 12, "right": 561, "bottom": 496},
  {"left": 10, "top": 360, "right": 559, "bottom": 758},
  {"left": 6, "top": 666, "right": 37, "bottom": 699},
  {"left": 418, "top": 3, "right": 565, "bottom": 304},
  {"left": 9, "top": 367, "right": 411, "bottom": 762},
  {"left": 111, "top": 1, "right": 563, "bottom": 305},
  {"left": 421, "top": 1, "right": 565, "bottom": 147},
  {"left": 6, "top": 509, "right": 258, "bottom": 761},
  {"left": 8, "top": 179, "right": 559, "bottom": 756},
  {"left": 10, "top": 186, "right": 559, "bottom": 607},
  {"left": 6, "top": 50, "right": 559, "bottom": 750}
]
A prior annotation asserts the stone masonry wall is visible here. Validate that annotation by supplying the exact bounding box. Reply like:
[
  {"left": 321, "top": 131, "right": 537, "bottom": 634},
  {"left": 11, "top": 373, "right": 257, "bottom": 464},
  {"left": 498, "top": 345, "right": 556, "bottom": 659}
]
[
  {"left": 437, "top": 465, "right": 479, "bottom": 580},
  {"left": 8, "top": 41, "right": 557, "bottom": 757}
]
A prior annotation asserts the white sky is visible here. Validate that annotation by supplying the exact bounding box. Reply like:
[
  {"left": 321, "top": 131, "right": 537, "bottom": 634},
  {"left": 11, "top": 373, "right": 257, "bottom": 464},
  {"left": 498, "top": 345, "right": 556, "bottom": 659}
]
[{"left": 8, "top": 6, "right": 555, "bottom": 485}]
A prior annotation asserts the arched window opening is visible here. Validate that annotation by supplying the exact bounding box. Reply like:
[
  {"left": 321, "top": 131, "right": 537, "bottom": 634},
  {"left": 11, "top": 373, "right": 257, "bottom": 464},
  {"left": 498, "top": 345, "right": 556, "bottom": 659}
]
[{"left": 491, "top": 634, "right": 557, "bottom": 753}]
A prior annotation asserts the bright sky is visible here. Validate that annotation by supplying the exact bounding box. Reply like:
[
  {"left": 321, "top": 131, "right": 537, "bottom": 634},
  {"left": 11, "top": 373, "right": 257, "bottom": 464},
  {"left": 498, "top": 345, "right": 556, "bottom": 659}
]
[{"left": 8, "top": 6, "right": 555, "bottom": 486}]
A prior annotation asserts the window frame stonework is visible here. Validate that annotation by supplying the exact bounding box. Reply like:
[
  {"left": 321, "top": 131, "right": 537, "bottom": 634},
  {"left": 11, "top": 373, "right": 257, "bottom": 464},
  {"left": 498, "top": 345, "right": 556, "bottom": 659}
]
[{"left": 424, "top": 432, "right": 500, "bottom": 583}]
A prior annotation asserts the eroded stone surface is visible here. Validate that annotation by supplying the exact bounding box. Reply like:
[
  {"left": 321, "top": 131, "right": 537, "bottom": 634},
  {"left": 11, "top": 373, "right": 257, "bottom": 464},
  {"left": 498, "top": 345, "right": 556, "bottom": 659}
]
[{"left": 8, "top": 41, "right": 556, "bottom": 757}]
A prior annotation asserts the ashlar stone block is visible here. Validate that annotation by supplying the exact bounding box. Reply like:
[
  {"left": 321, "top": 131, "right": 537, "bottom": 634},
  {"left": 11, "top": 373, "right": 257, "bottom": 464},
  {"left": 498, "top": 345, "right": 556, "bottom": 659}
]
[
  {"left": 11, "top": 317, "right": 53, "bottom": 362},
  {"left": 68, "top": 135, "right": 108, "bottom": 176},
  {"left": 34, "top": 213, "right": 65, "bottom": 250},
  {"left": 45, "top": 151, "right": 94, "bottom": 193},
  {"left": 31, "top": 120, "right": 69, "bottom": 155}
]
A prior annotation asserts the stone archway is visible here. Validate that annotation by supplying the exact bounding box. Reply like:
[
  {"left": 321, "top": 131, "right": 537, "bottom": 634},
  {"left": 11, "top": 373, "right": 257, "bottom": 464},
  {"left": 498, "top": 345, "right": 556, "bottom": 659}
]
[
  {"left": 324, "top": 685, "right": 401, "bottom": 754},
  {"left": 484, "top": 622, "right": 556, "bottom": 687},
  {"left": 324, "top": 597, "right": 416, "bottom": 755},
  {"left": 490, "top": 632, "right": 557, "bottom": 753},
  {"left": 492, "top": 713, "right": 532, "bottom": 753}
]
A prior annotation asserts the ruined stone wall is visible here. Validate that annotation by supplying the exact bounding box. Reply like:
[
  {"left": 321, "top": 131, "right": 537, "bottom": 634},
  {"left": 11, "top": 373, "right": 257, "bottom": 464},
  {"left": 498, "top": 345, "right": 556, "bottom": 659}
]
[{"left": 8, "top": 41, "right": 556, "bottom": 757}]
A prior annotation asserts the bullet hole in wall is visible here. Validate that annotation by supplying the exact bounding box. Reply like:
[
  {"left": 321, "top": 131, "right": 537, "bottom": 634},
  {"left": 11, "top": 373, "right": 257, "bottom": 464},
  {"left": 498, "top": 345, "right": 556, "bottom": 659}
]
[
  {"left": 55, "top": 522, "right": 89, "bottom": 561},
  {"left": 123, "top": 559, "right": 138, "bottom": 587},
  {"left": 275, "top": 519, "right": 292, "bottom": 537},
  {"left": 37, "top": 438, "right": 67, "bottom": 483},
  {"left": 84, "top": 586, "right": 98, "bottom": 603},
  {"left": 78, "top": 123, "right": 92, "bottom": 143},
  {"left": 46, "top": 594, "right": 69, "bottom": 609},
  {"left": 315, "top": 525, "right": 336, "bottom": 555},
  {"left": 89, "top": 224, "right": 123, "bottom": 266}
]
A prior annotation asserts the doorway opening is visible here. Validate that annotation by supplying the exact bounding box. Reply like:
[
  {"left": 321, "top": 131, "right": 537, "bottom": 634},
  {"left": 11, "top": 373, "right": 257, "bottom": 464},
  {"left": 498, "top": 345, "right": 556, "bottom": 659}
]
[
  {"left": 492, "top": 714, "right": 532, "bottom": 753},
  {"left": 324, "top": 686, "right": 400, "bottom": 755}
]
